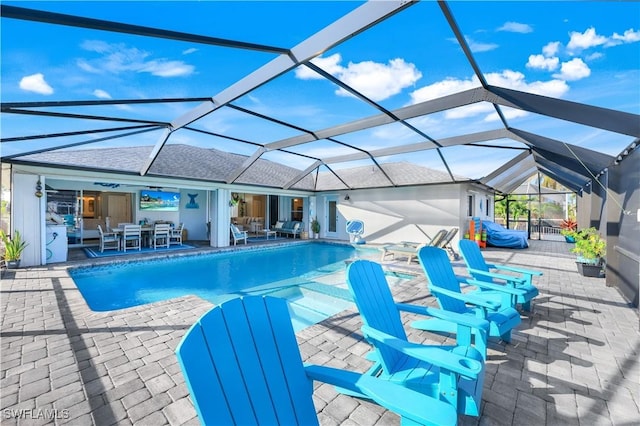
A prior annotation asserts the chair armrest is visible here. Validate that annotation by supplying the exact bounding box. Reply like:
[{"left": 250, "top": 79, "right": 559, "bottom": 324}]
[
  {"left": 488, "top": 264, "right": 543, "bottom": 277},
  {"left": 430, "top": 286, "right": 500, "bottom": 310},
  {"left": 304, "top": 364, "right": 457, "bottom": 425},
  {"left": 465, "top": 278, "right": 528, "bottom": 297},
  {"left": 396, "top": 303, "right": 489, "bottom": 333},
  {"left": 467, "top": 268, "right": 527, "bottom": 285},
  {"left": 360, "top": 325, "right": 483, "bottom": 379}
]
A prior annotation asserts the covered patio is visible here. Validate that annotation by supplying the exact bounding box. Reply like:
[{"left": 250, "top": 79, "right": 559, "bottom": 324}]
[{"left": 1, "top": 239, "right": 638, "bottom": 425}]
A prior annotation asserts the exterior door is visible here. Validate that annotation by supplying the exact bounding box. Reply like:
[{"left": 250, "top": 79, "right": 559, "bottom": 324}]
[
  {"left": 106, "top": 193, "right": 132, "bottom": 229},
  {"left": 325, "top": 196, "right": 338, "bottom": 238}
]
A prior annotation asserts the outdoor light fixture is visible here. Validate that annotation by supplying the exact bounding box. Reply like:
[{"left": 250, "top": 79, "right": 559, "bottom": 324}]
[
  {"left": 344, "top": 195, "right": 350, "bottom": 201},
  {"left": 35, "top": 179, "right": 43, "bottom": 198}
]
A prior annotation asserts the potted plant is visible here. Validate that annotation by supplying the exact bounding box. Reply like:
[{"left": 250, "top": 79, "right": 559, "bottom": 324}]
[
  {"left": 310, "top": 217, "right": 320, "bottom": 239},
  {"left": 571, "top": 227, "right": 606, "bottom": 277},
  {"left": 0, "top": 229, "right": 29, "bottom": 269},
  {"left": 560, "top": 218, "right": 578, "bottom": 243}
]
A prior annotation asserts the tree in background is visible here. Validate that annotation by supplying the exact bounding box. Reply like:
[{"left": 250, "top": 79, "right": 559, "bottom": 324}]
[{"left": 494, "top": 195, "right": 529, "bottom": 223}]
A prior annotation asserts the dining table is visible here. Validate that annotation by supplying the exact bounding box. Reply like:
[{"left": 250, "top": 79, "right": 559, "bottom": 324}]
[{"left": 110, "top": 225, "right": 155, "bottom": 248}]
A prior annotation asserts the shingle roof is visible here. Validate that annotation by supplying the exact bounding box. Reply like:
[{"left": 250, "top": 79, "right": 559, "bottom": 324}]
[{"left": 20, "top": 144, "right": 465, "bottom": 190}]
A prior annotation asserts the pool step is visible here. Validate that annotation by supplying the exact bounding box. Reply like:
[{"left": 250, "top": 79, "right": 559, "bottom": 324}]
[{"left": 284, "top": 288, "right": 353, "bottom": 332}]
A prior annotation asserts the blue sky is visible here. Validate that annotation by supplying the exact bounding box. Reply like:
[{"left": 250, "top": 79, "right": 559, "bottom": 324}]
[{"left": 2, "top": 1, "right": 639, "bottom": 180}]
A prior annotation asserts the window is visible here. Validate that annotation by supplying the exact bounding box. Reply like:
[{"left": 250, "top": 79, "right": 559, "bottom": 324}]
[
  {"left": 291, "top": 198, "right": 303, "bottom": 221},
  {"left": 467, "top": 194, "right": 474, "bottom": 217}
]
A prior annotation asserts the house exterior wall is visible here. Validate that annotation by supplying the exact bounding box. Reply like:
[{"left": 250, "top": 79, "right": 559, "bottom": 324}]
[
  {"left": 5, "top": 162, "right": 494, "bottom": 265},
  {"left": 12, "top": 172, "right": 43, "bottom": 267},
  {"left": 316, "top": 183, "right": 493, "bottom": 245},
  {"left": 178, "top": 189, "right": 208, "bottom": 241}
]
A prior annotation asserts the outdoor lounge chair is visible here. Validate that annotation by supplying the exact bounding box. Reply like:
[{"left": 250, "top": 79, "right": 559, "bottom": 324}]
[
  {"left": 175, "top": 296, "right": 458, "bottom": 426},
  {"left": 417, "top": 246, "right": 524, "bottom": 347},
  {"left": 458, "top": 239, "right": 542, "bottom": 312},
  {"left": 230, "top": 224, "right": 248, "bottom": 245},
  {"left": 437, "top": 227, "right": 460, "bottom": 260},
  {"left": 380, "top": 229, "right": 448, "bottom": 264},
  {"left": 346, "top": 260, "right": 488, "bottom": 417}
]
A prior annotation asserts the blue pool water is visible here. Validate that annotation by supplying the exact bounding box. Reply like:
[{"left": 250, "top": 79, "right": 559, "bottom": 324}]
[{"left": 70, "top": 242, "right": 386, "bottom": 330}]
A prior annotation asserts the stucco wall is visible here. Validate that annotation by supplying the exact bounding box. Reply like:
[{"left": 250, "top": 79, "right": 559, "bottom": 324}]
[
  {"left": 12, "top": 172, "right": 43, "bottom": 267},
  {"left": 318, "top": 183, "right": 491, "bottom": 245}
]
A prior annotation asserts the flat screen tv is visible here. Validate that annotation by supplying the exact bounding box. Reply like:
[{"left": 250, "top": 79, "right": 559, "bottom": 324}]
[{"left": 140, "top": 190, "right": 180, "bottom": 211}]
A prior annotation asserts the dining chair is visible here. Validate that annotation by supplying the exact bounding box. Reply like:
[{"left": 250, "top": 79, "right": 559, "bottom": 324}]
[
  {"left": 152, "top": 223, "right": 171, "bottom": 249},
  {"left": 122, "top": 224, "right": 142, "bottom": 252},
  {"left": 97, "top": 224, "right": 120, "bottom": 252},
  {"left": 169, "top": 223, "right": 184, "bottom": 246}
]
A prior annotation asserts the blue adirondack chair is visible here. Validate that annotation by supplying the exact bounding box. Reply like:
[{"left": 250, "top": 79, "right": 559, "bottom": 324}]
[
  {"left": 458, "top": 239, "right": 542, "bottom": 312},
  {"left": 176, "top": 296, "right": 458, "bottom": 426},
  {"left": 417, "top": 246, "right": 524, "bottom": 346},
  {"left": 346, "top": 260, "right": 488, "bottom": 417}
]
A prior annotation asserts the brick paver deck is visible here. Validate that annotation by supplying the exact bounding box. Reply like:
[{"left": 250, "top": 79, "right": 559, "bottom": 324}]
[{"left": 1, "top": 240, "right": 638, "bottom": 425}]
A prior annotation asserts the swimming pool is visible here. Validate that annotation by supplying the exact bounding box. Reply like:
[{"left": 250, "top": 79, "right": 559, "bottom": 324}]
[{"left": 70, "top": 242, "right": 395, "bottom": 331}]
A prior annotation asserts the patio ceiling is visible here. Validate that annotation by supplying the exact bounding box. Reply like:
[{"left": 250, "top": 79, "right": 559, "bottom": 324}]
[{"left": 1, "top": 1, "right": 639, "bottom": 194}]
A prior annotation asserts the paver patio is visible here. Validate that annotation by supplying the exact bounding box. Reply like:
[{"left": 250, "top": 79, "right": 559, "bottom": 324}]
[{"left": 1, "top": 240, "right": 638, "bottom": 425}]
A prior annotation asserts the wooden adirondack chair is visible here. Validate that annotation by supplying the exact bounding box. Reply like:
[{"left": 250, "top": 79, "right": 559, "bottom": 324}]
[
  {"left": 346, "top": 260, "right": 488, "bottom": 417},
  {"left": 175, "top": 296, "right": 458, "bottom": 426},
  {"left": 458, "top": 239, "right": 542, "bottom": 312},
  {"left": 417, "top": 246, "right": 524, "bottom": 346}
]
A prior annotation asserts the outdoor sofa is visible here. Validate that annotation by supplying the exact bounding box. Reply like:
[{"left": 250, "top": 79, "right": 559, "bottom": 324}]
[{"left": 273, "top": 221, "right": 304, "bottom": 238}]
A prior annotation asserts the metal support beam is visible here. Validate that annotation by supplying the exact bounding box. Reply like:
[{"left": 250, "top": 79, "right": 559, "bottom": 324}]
[
  {"left": 283, "top": 160, "right": 322, "bottom": 189},
  {"left": 141, "top": 0, "right": 415, "bottom": 175},
  {"left": 488, "top": 86, "right": 640, "bottom": 137},
  {"left": 225, "top": 147, "right": 267, "bottom": 184}
]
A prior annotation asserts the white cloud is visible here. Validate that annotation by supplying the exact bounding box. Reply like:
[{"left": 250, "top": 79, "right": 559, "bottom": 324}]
[
  {"left": 486, "top": 70, "right": 570, "bottom": 97},
  {"left": 527, "top": 54, "right": 559, "bottom": 71},
  {"left": 93, "top": 89, "right": 112, "bottom": 99},
  {"left": 567, "top": 27, "right": 608, "bottom": 52},
  {"left": 296, "top": 54, "right": 422, "bottom": 101},
  {"left": 464, "top": 36, "right": 499, "bottom": 53},
  {"left": 553, "top": 58, "right": 591, "bottom": 81},
  {"left": 497, "top": 22, "right": 533, "bottom": 33},
  {"left": 19, "top": 73, "right": 53, "bottom": 95},
  {"left": 182, "top": 48, "right": 198, "bottom": 55},
  {"left": 140, "top": 60, "right": 195, "bottom": 77},
  {"left": 409, "top": 71, "right": 569, "bottom": 121},
  {"left": 78, "top": 40, "right": 194, "bottom": 77},
  {"left": 542, "top": 41, "right": 561, "bottom": 57},
  {"left": 295, "top": 54, "right": 343, "bottom": 80},
  {"left": 410, "top": 77, "right": 479, "bottom": 104},
  {"left": 608, "top": 28, "right": 640, "bottom": 46},
  {"left": 585, "top": 52, "right": 603, "bottom": 61}
]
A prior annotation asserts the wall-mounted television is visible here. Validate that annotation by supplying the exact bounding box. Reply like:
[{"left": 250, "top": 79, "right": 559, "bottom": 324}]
[{"left": 140, "top": 190, "right": 180, "bottom": 211}]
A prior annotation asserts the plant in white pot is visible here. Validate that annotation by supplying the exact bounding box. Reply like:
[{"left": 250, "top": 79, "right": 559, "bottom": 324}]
[
  {"left": 571, "top": 227, "right": 606, "bottom": 277},
  {"left": 0, "top": 229, "right": 29, "bottom": 269},
  {"left": 310, "top": 218, "right": 320, "bottom": 239}
]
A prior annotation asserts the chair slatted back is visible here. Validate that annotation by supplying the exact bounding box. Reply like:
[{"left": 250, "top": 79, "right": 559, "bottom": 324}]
[
  {"left": 437, "top": 228, "right": 459, "bottom": 248},
  {"left": 418, "top": 246, "right": 468, "bottom": 314},
  {"left": 230, "top": 224, "right": 242, "bottom": 237},
  {"left": 123, "top": 224, "right": 141, "bottom": 237},
  {"left": 428, "top": 229, "right": 448, "bottom": 247},
  {"left": 176, "top": 296, "right": 317, "bottom": 426},
  {"left": 458, "top": 240, "right": 492, "bottom": 283},
  {"left": 154, "top": 223, "right": 171, "bottom": 235},
  {"left": 346, "top": 260, "right": 408, "bottom": 373}
]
